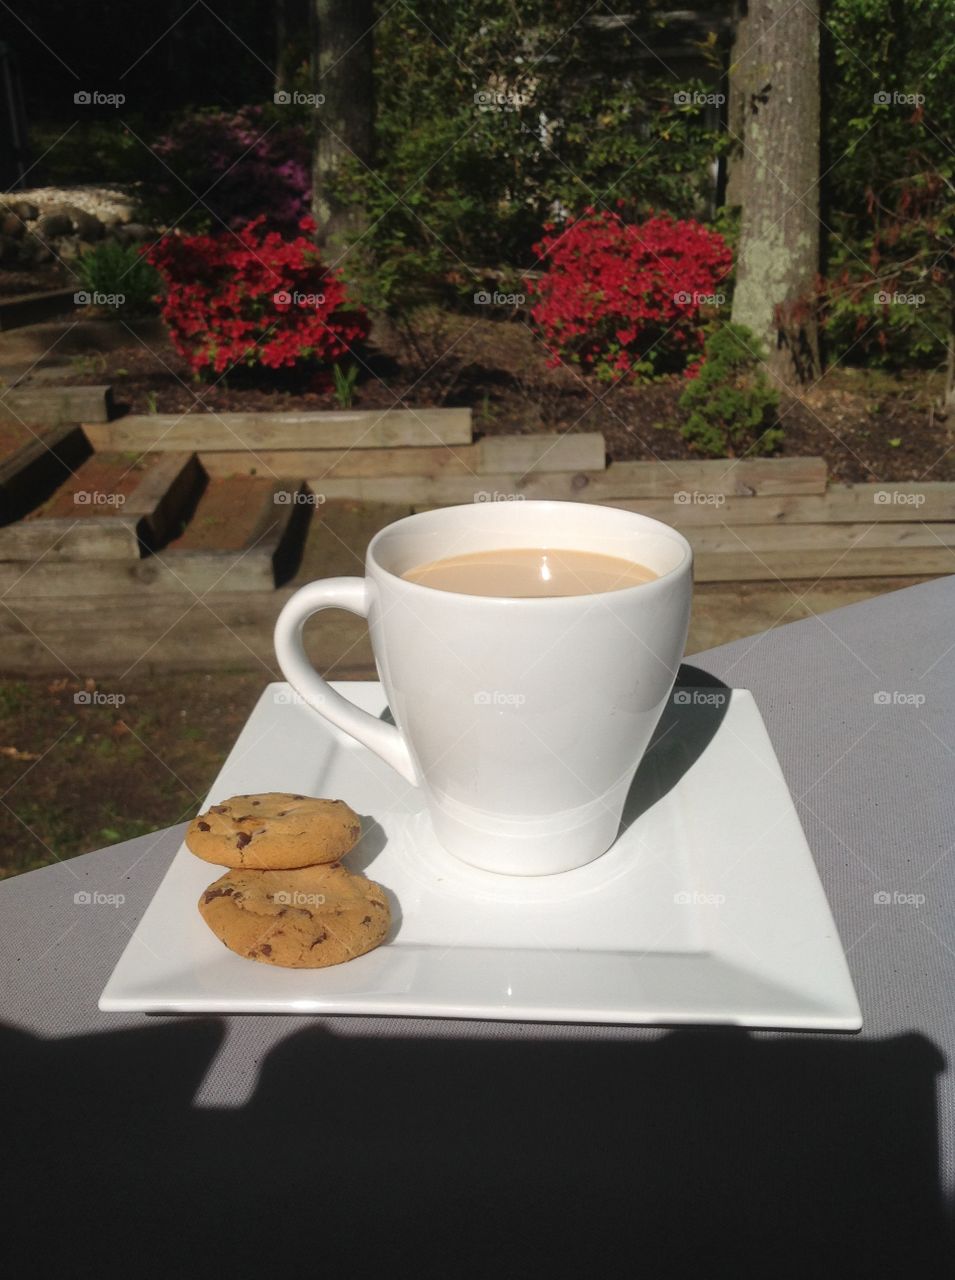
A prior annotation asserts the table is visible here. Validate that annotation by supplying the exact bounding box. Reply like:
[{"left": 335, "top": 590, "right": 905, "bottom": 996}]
[{"left": 3, "top": 576, "right": 953, "bottom": 1277}]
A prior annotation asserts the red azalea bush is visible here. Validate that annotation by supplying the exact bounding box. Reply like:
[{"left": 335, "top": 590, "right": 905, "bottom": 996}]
[
  {"left": 530, "top": 209, "right": 733, "bottom": 380},
  {"left": 147, "top": 217, "right": 368, "bottom": 377}
]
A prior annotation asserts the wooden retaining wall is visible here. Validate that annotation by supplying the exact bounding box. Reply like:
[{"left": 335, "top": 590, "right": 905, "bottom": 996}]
[{"left": 4, "top": 403, "right": 955, "bottom": 589}]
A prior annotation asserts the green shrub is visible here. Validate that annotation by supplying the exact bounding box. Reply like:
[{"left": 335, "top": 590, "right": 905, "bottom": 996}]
[
  {"left": 678, "top": 324, "right": 781, "bottom": 457},
  {"left": 75, "top": 241, "right": 160, "bottom": 315},
  {"left": 335, "top": 1, "right": 724, "bottom": 317}
]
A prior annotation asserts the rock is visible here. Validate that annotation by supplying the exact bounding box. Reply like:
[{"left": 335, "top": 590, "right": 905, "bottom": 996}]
[
  {"left": 56, "top": 235, "right": 86, "bottom": 262},
  {"left": 12, "top": 239, "right": 38, "bottom": 266},
  {"left": 6, "top": 199, "right": 39, "bottom": 222},
  {"left": 72, "top": 209, "right": 104, "bottom": 241},
  {"left": 0, "top": 211, "right": 24, "bottom": 238},
  {"left": 28, "top": 239, "right": 54, "bottom": 264},
  {"left": 35, "top": 211, "right": 73, "bottom": 239},
  {"left": 52, "top": 203, "right": 104, "bottom": 241},
  {"left": 117, "top": 222, "right": 152, "bottom": 244}
]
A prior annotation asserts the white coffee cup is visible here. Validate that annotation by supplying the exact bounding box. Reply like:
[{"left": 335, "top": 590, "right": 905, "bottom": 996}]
[{"left": 274, "top": 500, "right": 692, "bottom": 875}]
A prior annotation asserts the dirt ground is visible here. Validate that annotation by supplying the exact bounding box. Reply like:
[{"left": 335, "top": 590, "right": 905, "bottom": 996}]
[
  {"left": 0, "top": 673, "right": 264, "bottom": 880},
  {"left": 49, "top": 313, "right": 955, "bottom": 484}
]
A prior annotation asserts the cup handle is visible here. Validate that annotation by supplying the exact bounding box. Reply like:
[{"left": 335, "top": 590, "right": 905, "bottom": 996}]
[{"left": 273, "top": 578, "right": 418, "bottom": 786}]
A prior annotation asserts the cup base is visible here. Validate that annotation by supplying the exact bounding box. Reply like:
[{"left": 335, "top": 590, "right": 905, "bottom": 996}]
[{"left": 428, "top": 804, "right": 623, "bottom": 876}]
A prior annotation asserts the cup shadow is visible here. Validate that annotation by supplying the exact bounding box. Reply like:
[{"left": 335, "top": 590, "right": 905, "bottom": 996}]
[{"left": 617, "top": 663, "right": 732, "bottom": 833}]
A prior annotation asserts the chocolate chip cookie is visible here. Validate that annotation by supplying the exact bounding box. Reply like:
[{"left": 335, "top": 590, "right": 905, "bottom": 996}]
[
  {"left": 185, "top": 793, "right": 361, "bottom": 870},
  {"left": 197, "top": 862, "right": 391, "bottom": 968}
]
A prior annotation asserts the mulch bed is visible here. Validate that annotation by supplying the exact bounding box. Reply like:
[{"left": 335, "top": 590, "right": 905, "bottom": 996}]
[
  {"left": 16, "top": 313, "right": 955, "bottom": 484},
  {"left": 24, "top": 453, "right": 155, "bottom": 520},
  {"left": 0, "top": 420, "right": 36, "bottom": 457},
  {"left": 165, "top": 475, "right": 275, "bottom": 551}
]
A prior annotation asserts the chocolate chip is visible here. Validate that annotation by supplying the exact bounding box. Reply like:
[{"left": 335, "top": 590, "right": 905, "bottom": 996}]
[
  {"left": 361, "top": 915, "right": 371, "bottom": 925},
  {"left": 291, "top": 794, "right": 305, "bottom": 800},
  {"left": 197, "top": 821, "right": 211, "bottom": 832},
  {"left": 235, "top": 815, "right": 254, "bottom": 823},
  {"left": 350, "top": 825, "right": 361, "bottom": 839},
  {"left": 309, "top": 930, "right": 328, "bottom": 948},
  {"left": 210, "top": 805, "right": 228, "bottom": 814},
  {"left": 251, "top": 800, "right": 261, "bottom": 806},
  {"left": 202, "top": 886, "right": 234, "bottom": 903},
  {"left": 236, "top": 832, "right": 252, "bottom": 850},
  {"left": 259, "top": 944, "right": 272, "bottom": 956}
]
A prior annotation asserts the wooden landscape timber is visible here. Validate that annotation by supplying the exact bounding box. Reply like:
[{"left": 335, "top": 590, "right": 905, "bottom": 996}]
[
  {"left": 0, "top": 385, "right": 113, "bottom": 426},
  {"left": 324, "top": 456, "right": 827, "bottom": 505},
  {"left": 198, "top": 431, "right": 607, "bottom": 479},
  {"left": 0, "top": 288, "right": 78, "bottom": 332},
  {"left": 83, "top": 407, "right": 474, "bottom": 452},
  {"left": 1, "top": 403, "right": 954, "bottom": 672},
  {"left": 0, "top": 477, "right": 308, "bottom": 599}
]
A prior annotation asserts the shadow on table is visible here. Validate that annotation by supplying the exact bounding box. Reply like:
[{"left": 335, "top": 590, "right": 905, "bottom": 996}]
[
  {"left": 0, "top": 1019, "right": 950, "bottom": 1278},
  {"left": 619, "top": 663, "right": 732, "bottom": 829}
]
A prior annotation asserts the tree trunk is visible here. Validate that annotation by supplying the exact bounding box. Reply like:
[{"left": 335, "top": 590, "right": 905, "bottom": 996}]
[
  {"left": 310, "top": 0, "right": 374, "bottom": 263},
  {"left": 276, "top": 0, "right": 291, "bottom": 93},
  {"left": 730, "top": 0, "right": 821, "bottom": 386}
]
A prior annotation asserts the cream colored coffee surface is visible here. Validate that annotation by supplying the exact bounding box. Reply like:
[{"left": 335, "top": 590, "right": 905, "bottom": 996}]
[{"left": 402, "top": 547, "right": 657, "bottom": 597}]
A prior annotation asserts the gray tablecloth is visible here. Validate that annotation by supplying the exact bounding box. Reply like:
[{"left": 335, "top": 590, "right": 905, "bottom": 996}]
[{"left": 3, "top": 576, "right": 953, "bottom": 1277}]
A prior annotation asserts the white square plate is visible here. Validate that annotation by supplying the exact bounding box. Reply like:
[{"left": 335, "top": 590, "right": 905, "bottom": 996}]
[{"left": 100, "top": 682, "right": 862, "bottom": 1029}]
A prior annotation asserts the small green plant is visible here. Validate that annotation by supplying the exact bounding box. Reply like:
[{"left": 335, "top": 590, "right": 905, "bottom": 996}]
[
  {"left": 75, "top": 241, "right": 160, "bottom": 315},
  {"left": 332, "top": 362, "right": 359, "bottom": 409},
  {"left": 144, "top": 391, "right": 158, "bottom": 415},
  {"left": 678, "top": 323, "right": 782, "bottom": 457},
  {"left": 71, "top": 353, "right": 107, "bottom": 376}
]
